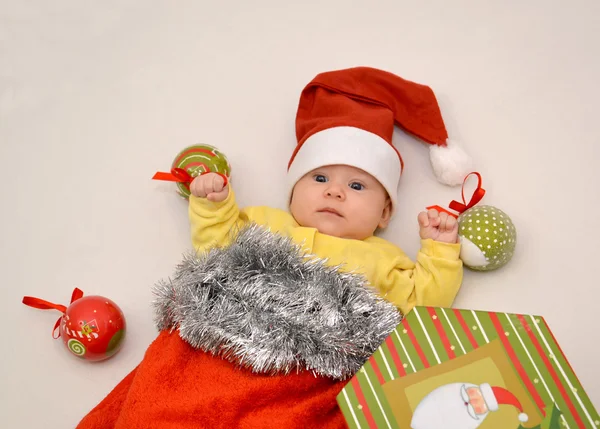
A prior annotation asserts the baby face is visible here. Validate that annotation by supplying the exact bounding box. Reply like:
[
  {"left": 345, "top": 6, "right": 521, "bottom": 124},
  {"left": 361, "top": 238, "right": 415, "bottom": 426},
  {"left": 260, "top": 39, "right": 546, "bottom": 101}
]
[{"left": 289, "top": 165, "right": 391, "bottom": 240}]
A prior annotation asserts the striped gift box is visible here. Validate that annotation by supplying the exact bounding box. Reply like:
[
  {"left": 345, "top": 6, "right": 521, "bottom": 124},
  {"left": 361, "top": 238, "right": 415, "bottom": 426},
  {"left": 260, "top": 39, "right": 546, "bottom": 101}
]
[{"left": 337, "top": 307, "right": 599, "bottom": 429}]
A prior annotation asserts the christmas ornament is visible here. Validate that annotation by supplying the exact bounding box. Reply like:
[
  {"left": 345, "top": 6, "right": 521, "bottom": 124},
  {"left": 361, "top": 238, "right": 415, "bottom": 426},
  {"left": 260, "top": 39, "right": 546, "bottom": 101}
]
[
  {"left": 458, "top": 204, "right": 517, "bottom": 271},
  {"left": 22, "top": 288, "right": 126, "bottom": 361},
  {"left": 428, "top": 172, "right": 517, "bottom": 271},
  {"left": 152, "top": 144, "right": 231, "bottom": 199}
]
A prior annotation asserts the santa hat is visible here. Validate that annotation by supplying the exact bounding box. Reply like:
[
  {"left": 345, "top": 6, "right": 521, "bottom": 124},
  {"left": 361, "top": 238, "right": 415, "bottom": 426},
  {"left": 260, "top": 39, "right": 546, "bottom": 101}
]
[
  {"left": 480, "top": 383, "right": 529, "bottom": 423},
  {"left": 286, "top": 66, "right": 472, "bottom": 214}
]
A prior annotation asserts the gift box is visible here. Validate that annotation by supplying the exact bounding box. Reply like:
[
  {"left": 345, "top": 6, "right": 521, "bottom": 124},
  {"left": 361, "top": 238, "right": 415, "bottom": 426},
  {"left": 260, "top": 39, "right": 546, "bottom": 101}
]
[{"left": 337, "top": 307, "right": 599, "bottom": 429}]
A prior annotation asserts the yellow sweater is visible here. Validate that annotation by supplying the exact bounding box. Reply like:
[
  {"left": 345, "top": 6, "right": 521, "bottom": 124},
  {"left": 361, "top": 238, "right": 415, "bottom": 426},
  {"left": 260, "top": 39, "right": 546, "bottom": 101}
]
[{"left": 189, "top": 189, "right": 463, "bottom": 316}]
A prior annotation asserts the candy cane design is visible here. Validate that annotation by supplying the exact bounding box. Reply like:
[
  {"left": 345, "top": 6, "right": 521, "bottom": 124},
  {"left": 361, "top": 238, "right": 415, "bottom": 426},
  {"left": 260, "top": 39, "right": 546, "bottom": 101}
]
[{"left": 62, "top": 315, "right": 99, "bottom": 339}]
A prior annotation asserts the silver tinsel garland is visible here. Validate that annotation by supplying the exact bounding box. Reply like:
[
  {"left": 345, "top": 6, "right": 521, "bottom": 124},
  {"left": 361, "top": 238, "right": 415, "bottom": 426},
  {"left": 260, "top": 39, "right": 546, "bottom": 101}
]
[{"left": 152, "top": 223, "right": 402, "bottom": 380}]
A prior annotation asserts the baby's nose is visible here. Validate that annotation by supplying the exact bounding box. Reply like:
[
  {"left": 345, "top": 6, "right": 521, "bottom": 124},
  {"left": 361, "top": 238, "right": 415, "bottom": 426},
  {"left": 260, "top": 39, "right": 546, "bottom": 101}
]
[{"left": 326, "top": 186, "right": 344, "bottom": 199}]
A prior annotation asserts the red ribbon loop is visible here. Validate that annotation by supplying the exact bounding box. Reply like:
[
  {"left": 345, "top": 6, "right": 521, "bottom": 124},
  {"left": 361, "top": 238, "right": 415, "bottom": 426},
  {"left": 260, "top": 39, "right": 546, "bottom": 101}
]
[
  {"left": 22, "top": 288, "right": 85, "bottom": 339},
  {"left": 426, "top": 172, "right": 486, "bottom": 218},
  {"left": 448, "top": 172, "right": 486, "bottom": 214},
  {"left": 152, "top": 168, "right": 228, "bottom": 187},
  {"left": 152, "top": 167, "right": 193, "bottom": 183}
]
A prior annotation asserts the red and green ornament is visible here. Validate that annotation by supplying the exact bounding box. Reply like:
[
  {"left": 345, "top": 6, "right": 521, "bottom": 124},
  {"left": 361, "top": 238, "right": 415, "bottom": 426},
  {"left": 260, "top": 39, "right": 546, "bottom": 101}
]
[
  {"left": 458, "top": 205, "right": 517, "bottom": 271},
  {"left": 152, "top": 144, "right": 232, "bottom": 199},
  {"left": 22, "top": 288, "right": 126, "bottom": 362},
  {"left": 427, "top": 172, "right": 517, "bottom": 271}
]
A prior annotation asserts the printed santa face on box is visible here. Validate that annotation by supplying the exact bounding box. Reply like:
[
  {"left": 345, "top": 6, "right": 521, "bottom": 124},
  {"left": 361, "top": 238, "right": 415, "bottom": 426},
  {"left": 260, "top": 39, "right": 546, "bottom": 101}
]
[{"left": 411, "top": 382, "right": 529, "bottom": 429}]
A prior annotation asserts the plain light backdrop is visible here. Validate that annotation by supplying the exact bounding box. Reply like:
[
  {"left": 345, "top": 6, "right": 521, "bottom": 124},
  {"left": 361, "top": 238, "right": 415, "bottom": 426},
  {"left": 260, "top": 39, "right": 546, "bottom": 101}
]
[{"left": 1, "top": 1, "right": 598, "bottom": 427}]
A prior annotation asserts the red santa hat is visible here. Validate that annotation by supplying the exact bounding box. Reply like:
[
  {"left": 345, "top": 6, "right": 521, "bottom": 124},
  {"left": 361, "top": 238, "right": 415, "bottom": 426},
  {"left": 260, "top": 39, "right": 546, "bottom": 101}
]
[
  {"left": 480, "top": 383, "right": 529, "bottom": 423},
  {"left": 286, "top": 66, "right": 472, "bottom": 214}
]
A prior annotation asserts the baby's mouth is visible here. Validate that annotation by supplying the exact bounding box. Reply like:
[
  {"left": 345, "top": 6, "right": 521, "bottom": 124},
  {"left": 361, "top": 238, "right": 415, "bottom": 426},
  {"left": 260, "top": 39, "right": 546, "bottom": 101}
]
[{"left": 318, "top": 208, "right": 343, "bottom": 217}]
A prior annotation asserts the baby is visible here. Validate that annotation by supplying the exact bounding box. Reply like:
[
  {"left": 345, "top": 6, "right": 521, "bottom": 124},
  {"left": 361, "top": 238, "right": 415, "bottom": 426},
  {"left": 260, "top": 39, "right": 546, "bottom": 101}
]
[{"left": 188, "top": 66, "right": 469, "bottom": 316}]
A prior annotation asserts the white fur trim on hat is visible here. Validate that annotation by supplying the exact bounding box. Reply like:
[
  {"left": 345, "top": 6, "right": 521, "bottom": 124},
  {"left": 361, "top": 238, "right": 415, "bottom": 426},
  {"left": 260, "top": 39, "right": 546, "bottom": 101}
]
[
  {"left": 429, "top": 139, "right": 473, "bottom": 186},
  {"left": 479, "top": 383, "right": 498, "bottom": 411},
  {"left": 286, "top": 126, "right": 401, "bottom": 214}
]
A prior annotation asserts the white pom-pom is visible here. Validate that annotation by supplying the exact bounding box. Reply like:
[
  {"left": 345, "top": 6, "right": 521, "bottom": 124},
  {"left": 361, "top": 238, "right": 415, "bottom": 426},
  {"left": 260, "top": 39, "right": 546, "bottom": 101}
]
[
  {"left": 518, "top": 413, "right": 529, "bottom": 423},
  {"left": 429, "top": 139, "right": 473, "bottom": 186}
]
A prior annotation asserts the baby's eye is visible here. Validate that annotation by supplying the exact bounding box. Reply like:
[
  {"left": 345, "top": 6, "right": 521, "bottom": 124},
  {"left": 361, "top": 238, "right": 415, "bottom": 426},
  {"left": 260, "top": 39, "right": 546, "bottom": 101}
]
[
  {"left": 349, "top": 182, "right": 364, "bottom": 191},
  {"left": 314, "top": 175, "right": 328, "bottom": 183}
]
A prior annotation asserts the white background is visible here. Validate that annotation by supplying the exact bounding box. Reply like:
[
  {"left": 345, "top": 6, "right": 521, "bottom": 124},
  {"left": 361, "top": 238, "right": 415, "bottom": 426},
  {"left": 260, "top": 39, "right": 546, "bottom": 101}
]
[{"left": 1, "top": 1, "right": 598, "bottom": 427}]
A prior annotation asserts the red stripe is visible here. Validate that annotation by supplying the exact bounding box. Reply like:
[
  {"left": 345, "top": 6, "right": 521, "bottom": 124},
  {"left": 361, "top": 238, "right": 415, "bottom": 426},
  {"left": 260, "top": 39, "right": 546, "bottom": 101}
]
[
  {"left": 402, "top": 319, "right": 429, "bottom": 368},
  {"left": 541, "top": 318, "right": 586, "bottom": 391},
  {"left": 174, "top": 148, "right": 215, "bottom": 166},
  {"left": 518, "top": 315, "right": 586, "bottom": 428},
  {"left": 488, "top": 313, "right": 546, "bottom": 413},
  {"left": 428, "top": 308, "right": 455, "bottom": 359},
  {"left": 350, "top": 377, "right": 377, "bottom": 428},
  {"left": 453, "top": 309, "right": 478, "bottom": 349},
  {"left": 368, "top": 356, "right": 386, "bottom": 385},
  {"left": 385, "top": 335, "right": 406, "bottom": 376}
]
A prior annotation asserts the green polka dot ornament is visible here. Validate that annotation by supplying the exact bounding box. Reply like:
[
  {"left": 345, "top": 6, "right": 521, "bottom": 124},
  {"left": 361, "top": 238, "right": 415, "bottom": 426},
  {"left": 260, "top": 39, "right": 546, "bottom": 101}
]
[
  {"left": 428, "top": 172, "right": 517, "bottom": 271},
  {"left": 458, "top": 205, "right": 517, "bottom": 271},
  {"left": 152, "top": 144, "right": 232, "bottom": 199}
]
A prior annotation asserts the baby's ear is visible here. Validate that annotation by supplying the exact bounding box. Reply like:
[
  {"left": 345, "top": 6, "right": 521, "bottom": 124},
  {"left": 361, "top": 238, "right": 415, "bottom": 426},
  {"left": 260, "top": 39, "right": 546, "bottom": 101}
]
[{"left": 378, "top": 198, "right": 392, "bottom": 229}]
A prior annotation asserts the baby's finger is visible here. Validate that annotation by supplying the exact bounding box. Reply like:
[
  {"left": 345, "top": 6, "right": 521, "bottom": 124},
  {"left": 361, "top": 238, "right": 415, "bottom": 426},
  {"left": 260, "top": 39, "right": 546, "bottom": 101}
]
[
  {"left": 428, "top": 209, "right": 441, "bottom": 227},
  {"left": 445, "top": 215, "right": 457, "bottom": 232},
  {"left": 211, "top": 173, "right": 225, "bottom": 192},
  {"left": 207, "top": 187, "right": 229, "bottom": 203},
  {"left": 190, "top": 177, "right": 207, "bottom": 198},
  {"left": 438, "top": 212, "right": 449, "bottom": 231},
  {"left": 427, "top": 208, "right": 439, "bottom": 219},
  {"left": 417, "top": 211, "right": 430, "bottom": 227},
  {"left": 202, "top": 174, "right": 220, "bottom": 196}
]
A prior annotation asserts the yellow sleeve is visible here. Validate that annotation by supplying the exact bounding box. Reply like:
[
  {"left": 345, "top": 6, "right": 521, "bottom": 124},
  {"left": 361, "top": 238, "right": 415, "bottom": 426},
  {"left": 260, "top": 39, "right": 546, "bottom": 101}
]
[
  {"left": 379, "top": 239, "right": 463, "bottom": 316},
  {"left": 188, "top": 188, "right": 248, "bottom": 253}
]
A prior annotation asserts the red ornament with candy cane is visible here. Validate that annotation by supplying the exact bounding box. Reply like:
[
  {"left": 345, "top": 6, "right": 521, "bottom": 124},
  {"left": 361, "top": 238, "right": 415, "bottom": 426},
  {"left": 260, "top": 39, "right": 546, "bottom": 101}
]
[
  {"left": 428, "top": 172, "right": 517, "bottom": 271},
  {"left": 22, "top": 288, "right": 126, "bottom": 361}
]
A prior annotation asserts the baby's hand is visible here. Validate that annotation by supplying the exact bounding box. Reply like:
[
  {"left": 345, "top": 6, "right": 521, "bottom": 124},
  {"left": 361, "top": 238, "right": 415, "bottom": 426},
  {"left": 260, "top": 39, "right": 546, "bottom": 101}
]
[
  {"left": 418, "top": 209, "right": 459, "bottom": 244},
  {"left": 190, "top": 172, "right": 229, "bottom": 202}
]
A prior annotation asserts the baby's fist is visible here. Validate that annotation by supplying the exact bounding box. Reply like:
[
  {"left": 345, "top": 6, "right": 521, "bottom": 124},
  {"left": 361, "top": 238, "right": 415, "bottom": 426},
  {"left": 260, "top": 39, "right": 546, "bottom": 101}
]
[
  {"left": 190, "top": 172, "right": 229, "bottom": 202},
  {"left": 418, "top": 209, "right": 459, "bottom": 244}
]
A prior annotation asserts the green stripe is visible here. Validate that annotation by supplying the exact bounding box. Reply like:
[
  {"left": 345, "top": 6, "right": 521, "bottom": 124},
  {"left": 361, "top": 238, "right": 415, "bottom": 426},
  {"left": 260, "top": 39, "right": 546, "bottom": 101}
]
[
  {"left": 529, "top": 316, "right": 599, "bottom": 424},
  {"left": 391, "top": 326, "right": 424, "bottom": 373},
  {"left": 356, "top": 365, "right": 396, "bottom": 428},
  {"left": 438, "top": 308, "right": 476, "bottom": 354},
  {"left": 340, "top": 383, "right": 371, "bottom": 428},
  {"left": 361, "top": 362, "right": 401, "bottom": 428},
  {"left": 374, "top": 344, "right": 398, "bottom": 382},
  {"left": 336, "top": 388, "right": 361, "bottom": 429},
  {"left": 472, "top": 310, "right": 498, "bottom": 343},
  {"left": 405, "top": 312, "right": 439, "bottom": 366},
  {"left": 460, "top": 310, "right": 488, "bottom": 346},
  {"left": 413, "top": 308, "right": 448, "bottom": 363},
  {"left": 388, "top": 328, "right": 416, "bottom": 374}
]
